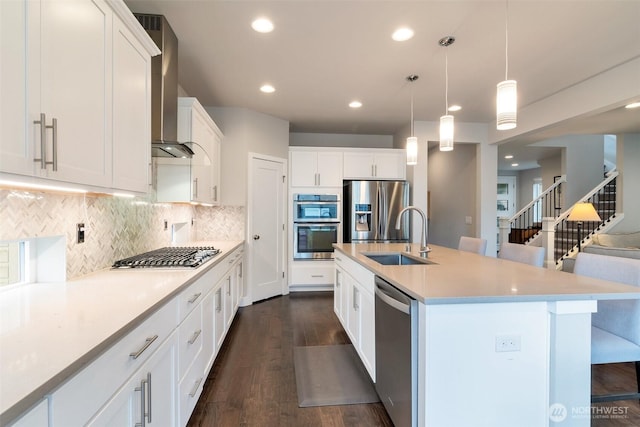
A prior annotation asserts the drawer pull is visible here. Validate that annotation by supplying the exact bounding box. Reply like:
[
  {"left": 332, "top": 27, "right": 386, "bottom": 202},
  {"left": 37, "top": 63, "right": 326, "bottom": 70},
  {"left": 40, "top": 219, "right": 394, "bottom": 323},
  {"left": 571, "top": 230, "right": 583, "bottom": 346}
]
[
  {"left": 188, "top": 329, "right": 202, "bottom": 345},
  {"left": 130, "top": 335, "right": 158, "bottom": 359},
  {"left": 189, "top": 377, "right": 203, "bottom": 397},
  {"left": 311, "top": 274, "right": 324, "bottom": 278},
  {"left": 188, "top": 292, "right": 202, "bottom": 304}
]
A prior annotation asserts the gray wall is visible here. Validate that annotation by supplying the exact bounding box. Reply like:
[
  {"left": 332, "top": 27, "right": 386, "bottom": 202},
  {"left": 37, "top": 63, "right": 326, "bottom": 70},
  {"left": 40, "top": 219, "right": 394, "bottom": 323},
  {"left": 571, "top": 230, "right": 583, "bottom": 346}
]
[
  {"left": 616, "top": 133, "right": 640, "bottom": 232},
  {"left": 207, "top": 107, "right": 289, "bottom": 206},
  {"left": 290, "top": 132, "right": 393, "bottom": 148},
  {"left": 427, "top": 143, "right": 477, "bottom": 249}
]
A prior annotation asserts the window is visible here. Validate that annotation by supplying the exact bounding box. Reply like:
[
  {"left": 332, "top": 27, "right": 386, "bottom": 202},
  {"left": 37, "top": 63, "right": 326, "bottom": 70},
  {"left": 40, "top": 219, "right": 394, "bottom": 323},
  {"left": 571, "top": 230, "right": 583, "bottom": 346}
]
[
  {"left": 0, "top": 241, "right": 27, "bottom": 287},
  {"left": 532, "top": 179, "right": 543, "bottom": 223}
]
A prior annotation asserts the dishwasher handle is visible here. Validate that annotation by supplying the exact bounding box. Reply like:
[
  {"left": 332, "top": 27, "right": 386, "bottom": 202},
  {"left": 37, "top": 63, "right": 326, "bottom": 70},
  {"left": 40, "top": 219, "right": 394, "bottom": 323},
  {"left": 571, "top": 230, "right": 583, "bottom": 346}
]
[{"left": 375, "top": 276, "right": 412, "bottom": 315}]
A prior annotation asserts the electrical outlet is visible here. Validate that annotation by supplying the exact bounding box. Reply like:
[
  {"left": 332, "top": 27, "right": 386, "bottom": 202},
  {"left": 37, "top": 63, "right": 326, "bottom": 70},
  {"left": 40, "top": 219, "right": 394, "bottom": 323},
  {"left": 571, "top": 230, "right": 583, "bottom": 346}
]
[
  {"left": 77, "top": 223, "right": 85, "bottom": 244},
  {"left": 495, "top": 335, "right": 521, "bottom": 352}
]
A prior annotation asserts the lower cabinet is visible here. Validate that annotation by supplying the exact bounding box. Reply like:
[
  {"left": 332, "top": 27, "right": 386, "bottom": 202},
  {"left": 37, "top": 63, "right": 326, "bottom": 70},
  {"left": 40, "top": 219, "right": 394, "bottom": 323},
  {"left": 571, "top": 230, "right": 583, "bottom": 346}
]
[
  {"left": 334, "top": 253, "right": 376, "bottom": 381},
  {"left": 43, "top": 245, "right": 245, "bottom": 427},
  {"left": 88, "top": 331, "right": 178, "bottom": 426}
]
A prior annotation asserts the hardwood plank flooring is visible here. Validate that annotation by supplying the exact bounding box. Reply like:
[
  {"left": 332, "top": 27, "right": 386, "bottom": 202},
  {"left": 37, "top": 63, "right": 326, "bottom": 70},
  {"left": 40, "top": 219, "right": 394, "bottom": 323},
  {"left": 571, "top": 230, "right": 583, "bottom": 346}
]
[
  {"left": 188, "top": 291, "right": 640, "bottom": 426},
  {"left": 187, "top": 292, "right": 392, "bottom": 427}
]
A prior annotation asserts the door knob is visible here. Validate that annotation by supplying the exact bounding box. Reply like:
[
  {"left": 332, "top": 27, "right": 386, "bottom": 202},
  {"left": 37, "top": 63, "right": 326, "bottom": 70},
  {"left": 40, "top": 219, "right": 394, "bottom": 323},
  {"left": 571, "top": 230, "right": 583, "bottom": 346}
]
[{"left": 253, "top": 235, "right": 260, "bottom": 240}]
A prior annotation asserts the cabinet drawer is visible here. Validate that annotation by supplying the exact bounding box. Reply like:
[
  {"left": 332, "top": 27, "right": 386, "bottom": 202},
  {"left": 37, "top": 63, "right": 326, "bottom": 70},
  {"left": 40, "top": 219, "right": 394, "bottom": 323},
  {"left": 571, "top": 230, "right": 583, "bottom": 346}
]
[
  {"left": 334, "top": 253, "right": 374, "bottom": 294},
  {"left": 50, "top": 298, "right": 178, "bottom": 426},
  {"left": 178, "top": 303, "right": 203, "bottom": 380},
  {"left": 291, "top": 264, "right": 334, "bottom": 285},
  {"left": 178, "top": 349, "right": 205, "bottom": 427},
  {"left": 178, "top": 273, "right": 210, "bottom": 322}
]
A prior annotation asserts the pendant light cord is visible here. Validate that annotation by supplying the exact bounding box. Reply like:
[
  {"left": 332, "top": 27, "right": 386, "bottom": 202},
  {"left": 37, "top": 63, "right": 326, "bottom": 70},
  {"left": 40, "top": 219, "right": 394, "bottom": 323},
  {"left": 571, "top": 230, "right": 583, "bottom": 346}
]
[
  {"left": 505, "top": 0, "right": 509, "bottom": 80},
  {"left": 445, "top": 50, "right": 449, "bottom": 114},
  {"left": 410, "top": 92, "right": 414, "bottom": 136}
]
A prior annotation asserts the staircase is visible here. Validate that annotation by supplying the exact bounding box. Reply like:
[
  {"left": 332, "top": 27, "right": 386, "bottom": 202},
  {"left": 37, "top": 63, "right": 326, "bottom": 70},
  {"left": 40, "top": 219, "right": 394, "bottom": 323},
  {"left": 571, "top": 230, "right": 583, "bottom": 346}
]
[
  {"left": 553, "top": 171, "right": 618, "bottom": 264},
  {"left": 501, "top": 171, "right": 620, "bottom": 268}
]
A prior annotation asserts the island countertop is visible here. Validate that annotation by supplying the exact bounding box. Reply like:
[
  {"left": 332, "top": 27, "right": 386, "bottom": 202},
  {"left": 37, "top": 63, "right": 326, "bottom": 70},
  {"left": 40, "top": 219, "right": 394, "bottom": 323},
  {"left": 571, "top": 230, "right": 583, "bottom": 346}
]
[{"left": 333, "top": 243, "right": 640, "bottom": 304}]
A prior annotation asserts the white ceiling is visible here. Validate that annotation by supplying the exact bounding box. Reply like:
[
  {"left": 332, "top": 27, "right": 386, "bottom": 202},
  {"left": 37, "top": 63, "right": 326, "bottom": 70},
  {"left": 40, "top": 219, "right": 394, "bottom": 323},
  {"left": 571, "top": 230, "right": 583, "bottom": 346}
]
[{"left": 125, "top": 0, "right": 640, "bottom": 170}]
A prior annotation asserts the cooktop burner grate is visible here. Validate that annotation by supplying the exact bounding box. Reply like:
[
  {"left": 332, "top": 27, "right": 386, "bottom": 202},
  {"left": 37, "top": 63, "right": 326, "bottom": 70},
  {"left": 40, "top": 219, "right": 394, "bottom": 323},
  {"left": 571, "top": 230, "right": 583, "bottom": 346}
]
[{"left": 112, "top": 246, "right": 220, "bottom": 269}]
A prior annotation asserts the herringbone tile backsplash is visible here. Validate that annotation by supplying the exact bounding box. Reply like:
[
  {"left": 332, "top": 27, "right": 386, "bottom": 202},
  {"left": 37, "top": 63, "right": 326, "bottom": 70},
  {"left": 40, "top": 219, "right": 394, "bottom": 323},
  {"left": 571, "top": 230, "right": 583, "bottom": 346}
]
[{"left": 0, "top": 189, "right": 244, "bottom": 280}]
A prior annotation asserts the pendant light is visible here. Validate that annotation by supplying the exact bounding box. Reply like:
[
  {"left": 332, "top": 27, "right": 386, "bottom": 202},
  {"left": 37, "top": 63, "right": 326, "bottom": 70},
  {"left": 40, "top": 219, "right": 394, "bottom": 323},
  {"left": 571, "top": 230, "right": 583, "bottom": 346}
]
[
  {"left": 406, "top": 75, "right": 419, "bottom": 165},
  {"left": 439, "top": 36, "right": 455, "bottom": 151},
  {"left": 496, "top": 1, "right": 517, "bottom": 130}
]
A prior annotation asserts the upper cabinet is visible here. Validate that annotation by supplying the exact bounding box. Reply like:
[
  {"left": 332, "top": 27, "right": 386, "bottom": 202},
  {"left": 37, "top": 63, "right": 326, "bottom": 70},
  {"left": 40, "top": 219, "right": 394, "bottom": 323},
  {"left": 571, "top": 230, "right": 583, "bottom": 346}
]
[
  {"left": 156, "top": 97, "right": 223, "bottom": 204},
  {"left": 0, "top": 0, "right": 158, "bottom": 193},
  {"left": 290, "top": 149, "right": 343, "bottom": 187},
  {"left": 343, "top": 149, "right": 406, "bottom": 180}
]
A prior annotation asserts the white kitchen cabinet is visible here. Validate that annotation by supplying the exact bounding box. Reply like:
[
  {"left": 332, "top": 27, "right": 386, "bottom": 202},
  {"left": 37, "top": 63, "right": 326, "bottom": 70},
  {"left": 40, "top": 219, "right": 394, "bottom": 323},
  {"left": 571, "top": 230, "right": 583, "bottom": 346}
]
[
  {"left": 343, "top": 149, "right": 406, "bottom": 180},
  {"left": 290, "top": 149, "right": 343, "bottom": 187},
  {"left": 334, "top": 253, "right": 376, "bottom": 381},
  {"left": 88, "top": 331, "right": 178, "bottom": 427},
  {"left": 156, "top": 98, "right": 222, "bottom": 204},
  {"left": 10, "top": 399, "right": 48, "bottom": 427},
  {"left": 0, "top": 0, "right": 157, "bottom": 193},
  {"left": 112, "top": 17, "right": 152, "bottom": 193},
  {"left": 50, "top": 298, "right": 177, "bottom": 426}
]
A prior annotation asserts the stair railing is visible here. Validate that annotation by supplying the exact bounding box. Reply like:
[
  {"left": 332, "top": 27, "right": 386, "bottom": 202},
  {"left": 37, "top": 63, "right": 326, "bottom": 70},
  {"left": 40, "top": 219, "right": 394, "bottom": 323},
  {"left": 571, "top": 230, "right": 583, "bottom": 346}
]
[
  {"left": 551, "top": 171, "right": 619, "bottom": 264},
  {"left": 502, "top": 175, "right": 566, "bottom": 245}
]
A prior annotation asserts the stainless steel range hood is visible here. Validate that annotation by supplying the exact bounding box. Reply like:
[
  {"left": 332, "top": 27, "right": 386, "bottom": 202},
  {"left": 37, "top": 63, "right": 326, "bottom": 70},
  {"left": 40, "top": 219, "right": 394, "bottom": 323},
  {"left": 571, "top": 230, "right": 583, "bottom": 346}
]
[{"left": 134, "top": 14, "right": 194, "bottom": 158}]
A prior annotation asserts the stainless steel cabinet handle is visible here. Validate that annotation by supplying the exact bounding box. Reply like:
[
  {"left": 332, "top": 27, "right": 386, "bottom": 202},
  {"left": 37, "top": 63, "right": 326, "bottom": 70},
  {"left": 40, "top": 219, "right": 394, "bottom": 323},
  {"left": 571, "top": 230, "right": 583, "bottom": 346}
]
[
  {"left": 353, "top": 287, "right": 359, "bottom": 310},
  {"left": 188, "top": 329, "right": 202, "bottom": 345},
  {"left": 129, "top": 335, "right": 158, "bottom": 359},
  {"left": 146, "top": 372, "right": 152, "bottom": 423},
  {"left": 193, "top": 178, "right": 198, "bottom": 198},
  {"left": 33, "top": 113, "right": 47, "bottom": 169},
  {"left": 374, "top": 164, "right": 377, "bottom": 177},
  {"left": 189, "top": 377, "right": 203, "bottom": 397},
  {"left": 135, "top": 375, "right": 147, "bottom": 427},
  {"left": 216, "top": 288, "right": 222, "bottom": 312},
  {"left": 213, "top": 185, "right": 218, "bottom": 201},
  {"left": 188, "top": 292, "right": 202, "bottom": 304},
  {"left": 317, "top": 173, "right": 321, "bottom": 186},
  {"left": 311, "top": 274, "right": 324, "bottom": 278},
  {"left": 227, "top": 277, "right": 231, "bottom": 295},
  {"left": 335, "top": 270, "right": 340, "bottom": 287},
  {"left": 51, "top": 118, "right": 57, "bottom": 171},
  {"left": 253, "top": 235, "right": 260, "bottom": 240}
]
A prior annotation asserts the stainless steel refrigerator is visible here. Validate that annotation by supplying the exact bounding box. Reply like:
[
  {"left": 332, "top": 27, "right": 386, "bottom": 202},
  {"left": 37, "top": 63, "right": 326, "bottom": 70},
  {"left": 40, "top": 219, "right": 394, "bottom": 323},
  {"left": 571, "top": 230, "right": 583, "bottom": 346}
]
[{"left": 343, "top": 180, "right": 410, "bottom": 243}]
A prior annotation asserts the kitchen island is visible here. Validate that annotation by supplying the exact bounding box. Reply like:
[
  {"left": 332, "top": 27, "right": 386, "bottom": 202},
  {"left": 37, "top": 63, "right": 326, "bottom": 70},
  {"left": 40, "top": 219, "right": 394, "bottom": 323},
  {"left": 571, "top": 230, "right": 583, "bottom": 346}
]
[
  {"left": 0, "top": 240, "right": 243, "bottom": 426},
  {"left": 334, "top": 243, "right": 640, "bottom": 427}
]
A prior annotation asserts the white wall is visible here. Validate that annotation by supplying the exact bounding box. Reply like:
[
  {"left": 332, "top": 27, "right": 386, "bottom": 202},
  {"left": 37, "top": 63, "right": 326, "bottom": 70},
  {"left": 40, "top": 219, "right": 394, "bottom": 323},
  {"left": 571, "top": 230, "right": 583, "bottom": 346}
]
[
  {"left": 289, "top": 132, "right": 393, "bottom": 148},
  {"left": 207, "top": 107, "right": 289, "bottom": 206}
]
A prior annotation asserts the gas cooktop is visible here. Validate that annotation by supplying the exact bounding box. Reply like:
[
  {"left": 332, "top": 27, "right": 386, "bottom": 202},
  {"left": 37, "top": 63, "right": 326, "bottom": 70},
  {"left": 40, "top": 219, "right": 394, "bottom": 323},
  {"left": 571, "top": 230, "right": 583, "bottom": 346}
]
[{"left": 112, "top": 246, "right": 221, "bottom": 269}]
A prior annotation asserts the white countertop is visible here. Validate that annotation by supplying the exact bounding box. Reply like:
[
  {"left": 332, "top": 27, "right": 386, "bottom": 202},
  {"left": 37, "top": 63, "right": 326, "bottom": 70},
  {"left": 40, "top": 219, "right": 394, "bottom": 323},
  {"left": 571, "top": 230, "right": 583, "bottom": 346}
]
[
  {"left": 334, "top": 243, "right": 640, "bottom": 304},
  {"left": 0, "top": 240, "right": 243, "bottom": 424}
]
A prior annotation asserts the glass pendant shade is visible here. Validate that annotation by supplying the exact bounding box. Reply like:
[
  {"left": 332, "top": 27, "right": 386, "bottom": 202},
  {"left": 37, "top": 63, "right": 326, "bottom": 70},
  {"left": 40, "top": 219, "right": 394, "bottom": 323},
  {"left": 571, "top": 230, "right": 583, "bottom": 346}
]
[
  {"left": 496, "top": 79, "right": 517, "bottom": 130},
  {"left": 439, "top": 115, "right": 454, "bottom": 151},
  {"left": 406, "top": 136, "right": 418, "bottom": 165}
]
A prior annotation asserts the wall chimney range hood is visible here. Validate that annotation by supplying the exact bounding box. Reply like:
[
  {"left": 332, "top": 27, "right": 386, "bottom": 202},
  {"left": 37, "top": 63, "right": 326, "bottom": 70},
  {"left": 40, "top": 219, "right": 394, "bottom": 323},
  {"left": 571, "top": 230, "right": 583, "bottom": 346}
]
[{"left": 134, "top": 13, "right": 194, "bottom": 158}]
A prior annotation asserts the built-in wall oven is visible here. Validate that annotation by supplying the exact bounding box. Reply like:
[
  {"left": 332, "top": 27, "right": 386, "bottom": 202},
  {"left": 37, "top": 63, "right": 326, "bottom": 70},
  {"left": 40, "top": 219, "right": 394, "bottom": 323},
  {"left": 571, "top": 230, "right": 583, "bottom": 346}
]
[{"left": 293, "top": 194, "right": 340, "bottom": 260}]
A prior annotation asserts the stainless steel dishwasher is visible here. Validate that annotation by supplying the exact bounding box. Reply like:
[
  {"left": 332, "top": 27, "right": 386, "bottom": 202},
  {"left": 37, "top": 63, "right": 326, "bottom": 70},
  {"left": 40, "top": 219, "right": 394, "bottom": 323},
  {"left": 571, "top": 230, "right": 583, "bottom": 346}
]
[{"left": 374, "top": 276, "right": 418, "bottom": 427}]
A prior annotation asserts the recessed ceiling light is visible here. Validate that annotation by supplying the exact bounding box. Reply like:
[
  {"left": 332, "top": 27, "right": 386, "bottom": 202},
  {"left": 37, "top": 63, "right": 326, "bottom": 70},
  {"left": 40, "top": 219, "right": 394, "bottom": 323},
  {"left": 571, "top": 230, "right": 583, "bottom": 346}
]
[
  {"left": 448, "top": 105, "right": 462, "bottom": 112},
  {"left": 260, "top": 84, "right": 275, "bottom": 93},
  {"left": 504, "top": 154, "right": 514, "bottom": 159},
  {"left": 251, "top": 17, "right": 274, "bottom": 33},
  {"left": 349, "top": 101, "right": 362, "bottom": 109},
  {"left": 511, "top": 163, "right": 519, "bottom": 167},
  {"left": 625, "top": 101, "right": 640, "bottom": 109},
  {"left": 392, "top": 27, "right": 414, "bottom": 42}
]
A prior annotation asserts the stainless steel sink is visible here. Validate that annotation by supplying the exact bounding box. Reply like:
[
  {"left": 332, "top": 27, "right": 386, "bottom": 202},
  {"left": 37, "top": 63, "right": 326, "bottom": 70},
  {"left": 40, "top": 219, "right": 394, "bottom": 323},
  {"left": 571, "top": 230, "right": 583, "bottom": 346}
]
[{"left": 362, "top": 252, "right": 434, "bottom": 266}]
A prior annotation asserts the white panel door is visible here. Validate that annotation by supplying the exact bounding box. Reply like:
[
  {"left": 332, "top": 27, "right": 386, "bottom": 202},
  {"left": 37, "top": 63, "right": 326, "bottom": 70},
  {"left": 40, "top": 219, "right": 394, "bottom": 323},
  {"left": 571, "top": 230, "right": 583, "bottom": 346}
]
[
  {"left": 249, "top": 155, "right": 285, "bottom": 302},
  {"left": 39, "top": 0, "right": 112, "bottom": 187},
  {"left": 0, "top": 0, "right": 33, "bottom": 176},
  {"left": 112, "top": 19, "right": 151, "bottom": 193}
]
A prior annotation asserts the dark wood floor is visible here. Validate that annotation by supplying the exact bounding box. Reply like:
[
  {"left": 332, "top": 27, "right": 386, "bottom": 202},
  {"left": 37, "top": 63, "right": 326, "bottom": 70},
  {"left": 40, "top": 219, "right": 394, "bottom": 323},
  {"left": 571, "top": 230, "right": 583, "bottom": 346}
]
[
  {"left": 188, "top": 291, "right": 640, "bottom": 427},
  {"left": 187, "top": 292, "right": 393, "bottom": 427}
]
